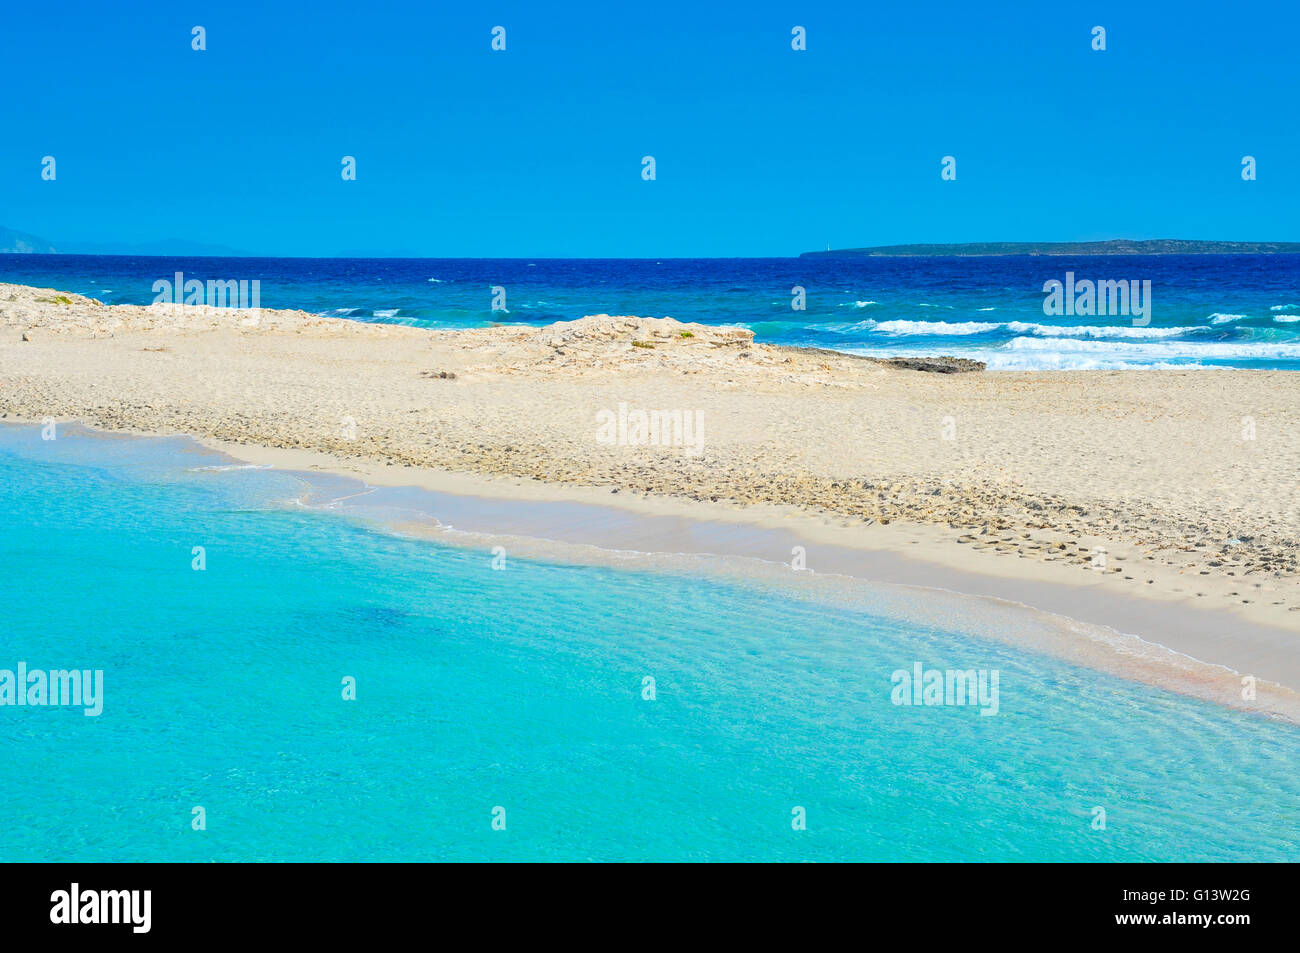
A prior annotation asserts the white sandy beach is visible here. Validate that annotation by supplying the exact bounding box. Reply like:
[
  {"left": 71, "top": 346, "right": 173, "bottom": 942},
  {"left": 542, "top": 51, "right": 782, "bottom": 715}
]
[{"left": 2, "top": 281, "right": 1297, "bottom": 710}]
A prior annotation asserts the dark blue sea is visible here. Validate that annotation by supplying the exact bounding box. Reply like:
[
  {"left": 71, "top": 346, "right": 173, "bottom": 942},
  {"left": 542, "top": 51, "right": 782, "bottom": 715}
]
[{"left": 4, "top": 253, "right": 1299, "bottom": 369}]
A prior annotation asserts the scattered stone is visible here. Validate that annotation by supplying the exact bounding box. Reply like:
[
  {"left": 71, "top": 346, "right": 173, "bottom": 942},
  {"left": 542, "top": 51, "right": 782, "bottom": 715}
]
[{"left": 877, "top": 356, "right": 986, "bottom": 373}]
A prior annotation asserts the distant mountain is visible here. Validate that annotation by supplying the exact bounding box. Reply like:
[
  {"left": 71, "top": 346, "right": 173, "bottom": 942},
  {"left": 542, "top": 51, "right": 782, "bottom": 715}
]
[
  {"left": 0, "top": 226, "right": 57, "bottom": 254},
  {"left": 800, "top": 239, "right": 1300, "bottom": 258},
  {"left": 0, "top": 227, "right": 258, "bottom": 257}
]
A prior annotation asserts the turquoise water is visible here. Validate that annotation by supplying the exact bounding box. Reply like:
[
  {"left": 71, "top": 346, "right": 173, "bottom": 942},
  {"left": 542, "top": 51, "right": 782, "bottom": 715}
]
[{"left": 1, "top": 424, "right": 1297, "bottom": 861}]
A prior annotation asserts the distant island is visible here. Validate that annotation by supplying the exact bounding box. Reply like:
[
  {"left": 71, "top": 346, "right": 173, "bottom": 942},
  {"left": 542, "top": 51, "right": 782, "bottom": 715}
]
[
  {"left": 0, "top": 225, "right": 254, "bottom": 257},
  {"left": 800, "top": 239, "right": 1300, "bottom": 258},
  {"left": 0, "top": 226, "right": 57, "bottom": 254}
]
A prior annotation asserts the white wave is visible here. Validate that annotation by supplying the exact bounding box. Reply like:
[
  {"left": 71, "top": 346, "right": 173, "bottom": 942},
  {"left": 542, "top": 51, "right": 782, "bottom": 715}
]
[
  {"left": 977, "top": 307, "right": 996, "bottom": 312},
  {"left": 838, "top": 333, "right": 1300, "bottom": 370},
  {"left": 984, "top": 355, "right": 1202, "bottom": 371},
  {"left": 870, "top": 319, "right": 1001, "bottom": 335},
  {"left": 1005, "top": 322, "right": 1190, "bottom": 339},
  {"left": 1270, "top": 304, "right": 1296, "bottom": 311},
  {"left": 1273, "top": 314, "right": 1300, "bottom": 323},
  {"left": 839, "top": 344, "right": 1202, "bottom": 371},
  {"left": 851, "top": 300, "right": 877, "bottom": 307},
  {"left": 373, "top": 308, "right": 400, "bottom": 318},
  {"left": 1208, "top": 312, "right": 1248, "bottom": 324},
  {"left": 1002, "top": 337, "right": 1300, "bottom": 360},
  {"left": 427, "top": 278, "right": 445, "bottom": 283},
  {"left": 861, "top": 319, "right": 1190, "bottom": 339}
]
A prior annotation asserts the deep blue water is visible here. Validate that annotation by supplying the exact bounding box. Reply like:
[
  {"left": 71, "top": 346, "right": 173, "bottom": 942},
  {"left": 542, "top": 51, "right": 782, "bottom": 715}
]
[
  {"left": 1, "top": 424, "right": 1298, "bottom": 861},
  {"left": 4, "top": 252, "right": 1300, "bottom": 369}
]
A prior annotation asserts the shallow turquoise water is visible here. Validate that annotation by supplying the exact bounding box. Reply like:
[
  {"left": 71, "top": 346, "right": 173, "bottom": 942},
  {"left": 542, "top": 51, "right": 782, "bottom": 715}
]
[{"left": 0, "top": 424, "right": 1296, "bottom": 861}]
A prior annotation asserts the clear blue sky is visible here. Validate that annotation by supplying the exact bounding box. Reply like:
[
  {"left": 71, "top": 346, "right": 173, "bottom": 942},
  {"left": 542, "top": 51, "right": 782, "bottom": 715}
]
[{"left": 4, "top": 0, "right": 1297, "bottom": 257}]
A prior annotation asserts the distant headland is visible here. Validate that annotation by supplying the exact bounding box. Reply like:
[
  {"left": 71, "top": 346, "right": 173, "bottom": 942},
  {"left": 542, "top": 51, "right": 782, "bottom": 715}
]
[{"left": 799, "top": 239, "right": 1300, "bottom": 258}]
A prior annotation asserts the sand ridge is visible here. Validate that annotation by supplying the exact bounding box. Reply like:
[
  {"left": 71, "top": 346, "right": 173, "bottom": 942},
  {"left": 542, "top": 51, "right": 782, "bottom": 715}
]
[{"left": 2, "top": 281, "right": 1298, "bottom": 642}]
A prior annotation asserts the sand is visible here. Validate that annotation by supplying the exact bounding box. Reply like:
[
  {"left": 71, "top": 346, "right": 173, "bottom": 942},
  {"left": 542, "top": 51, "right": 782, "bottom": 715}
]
[{"left": 2, "top": 281, "right": 1297, "bottom": 699}]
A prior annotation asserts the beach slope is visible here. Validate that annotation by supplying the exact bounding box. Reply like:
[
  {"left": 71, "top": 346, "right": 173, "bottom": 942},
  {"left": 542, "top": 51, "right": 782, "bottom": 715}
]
[{"left": 2, "top": 281, "right": 1297, "bottom": 692}]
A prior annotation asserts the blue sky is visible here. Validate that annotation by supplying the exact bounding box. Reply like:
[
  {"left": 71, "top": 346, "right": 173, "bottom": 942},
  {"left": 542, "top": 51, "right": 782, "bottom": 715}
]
[{"left": 4, "top": 0, "right": 1298, "bottom": 257}]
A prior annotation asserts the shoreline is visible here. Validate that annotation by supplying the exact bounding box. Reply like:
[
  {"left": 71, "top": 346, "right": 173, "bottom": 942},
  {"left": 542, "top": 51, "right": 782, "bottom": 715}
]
[
  {"left": 7, "top": 419, "right": 1298, "bottom": 721},
  {"left": 204, "top": 435, "right": 1300, "bottom": 716},
  {"left": 2, "top": 280, "right": 1298, "bottom": 714}
]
